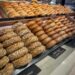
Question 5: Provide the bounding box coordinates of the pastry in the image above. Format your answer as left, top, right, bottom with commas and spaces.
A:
8, 47, 28, 61
0, 32, 17, 42
0, 63, 14, 75
22, 33, 34, 41
52, 34, 60, 39
12, 53, 32, 68
32, 26, 42, 33
0, 56, 9, 69
13, 22, 23, 29
42, 37, 52, 45
28, 24, 38, 30
59, 31, 66, 35
28, 42, 42, 50
6, 42, 24, 54
62, 34, 69, 39
27, 21, 36, 27
39, 34, 48, 41
18, 29, 31, 37
3, 36, 21, 47
30, 46, 46, 57
35, 30, 45, 37
46, 40, 57, 48
47, 31, 56, 36
0, 48, 6, 58
55, 36, 63, 42
24, 36, 38, 46
14, 25, 28, 33
0, 28, 13, 36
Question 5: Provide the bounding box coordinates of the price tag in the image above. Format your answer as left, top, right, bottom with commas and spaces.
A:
18, 64, 41, 75
49, 47, 66, 59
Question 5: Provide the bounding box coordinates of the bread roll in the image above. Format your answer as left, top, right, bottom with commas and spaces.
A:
39, 34, 48, 41
14, 24, 27, 33
55, 37, 63, 42
27, 21, 35, 27
32, 26, 42, 33
12, 53, 32, 68
0, 28, 13, 36
24, 36, 38, 46
30, 46, 46, 57
46, 40, 56, 48
28, 24, 38, 29
28, 42, 42, 50
52, 34, 60, 39
22, 33, 34, 41
18, 29, 31, 37
13, 22, 23, 29
42, 37, 52, 45
3, 36, 21, 47
6, 42, 24, 54
8, 47, 28, 61
0, 32, 17, 42
0, 63, 14, 75
62, 34, 69, 39
47, 31, 56, 36
0, 56, 9, 69
0, 48, 6, 58
35, 30, 45, 37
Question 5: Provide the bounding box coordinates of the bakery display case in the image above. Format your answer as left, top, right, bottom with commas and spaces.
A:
0, 0, 75, 75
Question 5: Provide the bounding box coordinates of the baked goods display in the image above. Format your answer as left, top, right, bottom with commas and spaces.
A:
26, 16, 75, 46
0, 28, 32, 69
0, 43, 14, 75
0, 2, 73, 18
26, 20, 57, 48
13, 22, 46, 57
0, 15, 75, 75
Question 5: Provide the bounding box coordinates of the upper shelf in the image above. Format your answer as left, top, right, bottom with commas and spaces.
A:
0, 1, 75, 25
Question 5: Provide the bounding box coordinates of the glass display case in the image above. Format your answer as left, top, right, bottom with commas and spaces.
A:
0, 0, 75, 75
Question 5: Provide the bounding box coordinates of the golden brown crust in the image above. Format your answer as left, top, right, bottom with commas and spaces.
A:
55, 37, 63, 42
24, 36, 38, 46
3, 36, 21, 47
14, 24, 27, 33
61, 34, 69, 39
22, 33, 34, 41
18, 29, 31, 37
12, 53, 32, 68
39, 34, 48, 41
6, 42, 24, 54
0, 48, 6, 58
28, 24, 38, 30
42, 37, 52, 45
0, 63, 14, 75
30, 46, 46, 57
0, 32, 17, 42
28, 42, 42, 50
47, 31, 56, 36
32, 26, 43, 33
0, 56, 9, 69
46, 40, 56, 48
27, 21, 36, 27
35, 30, 45, 37
8, 47, 28, 61
0, 28, 13, 36
52, 34, 60, 39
